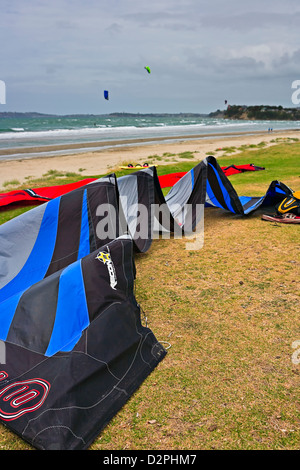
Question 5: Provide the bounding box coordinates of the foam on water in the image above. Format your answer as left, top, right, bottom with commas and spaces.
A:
0, 114, 299, 156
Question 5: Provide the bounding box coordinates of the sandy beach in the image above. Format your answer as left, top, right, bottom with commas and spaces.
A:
0, 129, 299, 190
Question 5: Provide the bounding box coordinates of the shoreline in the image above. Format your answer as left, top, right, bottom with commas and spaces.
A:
0, 128, 299, 190
1, 128, 299, 159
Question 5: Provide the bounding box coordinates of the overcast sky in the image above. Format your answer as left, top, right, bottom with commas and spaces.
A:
1, 0, 300, 114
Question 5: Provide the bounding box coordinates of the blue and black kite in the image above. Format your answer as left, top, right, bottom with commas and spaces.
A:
0, 156, 294, 449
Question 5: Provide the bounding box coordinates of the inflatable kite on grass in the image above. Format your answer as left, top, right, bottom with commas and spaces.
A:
0, 156, 296, 449
0, 179, 96, 209
262, 190, 300, 224
0, 163, 264, 209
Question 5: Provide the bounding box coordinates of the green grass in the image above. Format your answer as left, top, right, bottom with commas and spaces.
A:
2, 179, 20, 187
216, 142, 300, 196
0, 141, 299, 450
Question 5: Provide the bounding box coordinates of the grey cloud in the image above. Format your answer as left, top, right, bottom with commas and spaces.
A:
105, 23, 123, 34
199, 11, 300, 32
2, 0, 300, 113
55, 20, 79, 30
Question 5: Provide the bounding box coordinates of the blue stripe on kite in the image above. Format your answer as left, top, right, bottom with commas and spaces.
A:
0, 197, 61, 304
242, 197, 264, 215
274, 187, 287, 195
239, 196, 252, 206
0, 289, 25, 341
77, 189, 90, 260
191, 168, 194, 189
45, 260, 89, 356
208, 163, 235, 213
206, 179, 224, 209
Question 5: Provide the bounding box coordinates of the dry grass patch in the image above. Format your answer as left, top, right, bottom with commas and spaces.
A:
91, 207, 299, 450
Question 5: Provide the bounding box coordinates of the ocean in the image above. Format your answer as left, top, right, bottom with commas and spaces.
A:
0, 113, 299, 161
